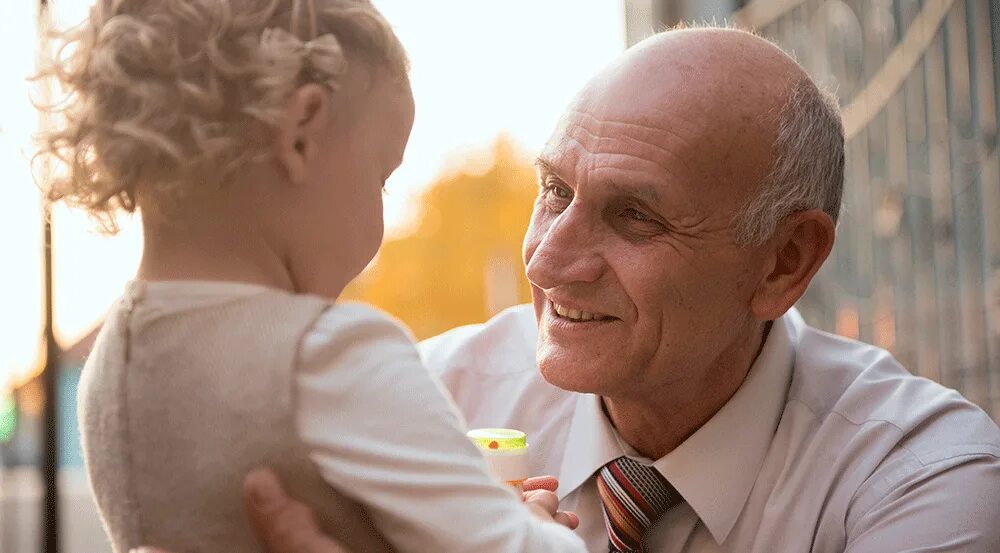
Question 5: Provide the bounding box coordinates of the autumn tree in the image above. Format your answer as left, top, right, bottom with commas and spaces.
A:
343, 136, 539, 340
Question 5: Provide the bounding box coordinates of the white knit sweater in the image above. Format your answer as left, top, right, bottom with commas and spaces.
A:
78, 280, 585, 553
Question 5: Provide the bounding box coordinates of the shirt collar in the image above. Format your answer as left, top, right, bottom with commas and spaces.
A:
557, 391, 625, 499
557, 310, 798, 544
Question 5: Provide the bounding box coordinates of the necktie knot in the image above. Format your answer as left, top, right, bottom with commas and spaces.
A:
596, 456, 683, 553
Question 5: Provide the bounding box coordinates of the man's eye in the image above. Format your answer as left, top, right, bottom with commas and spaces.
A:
550, 186, 571, 199
622, 207, 653, 222
542, 184, 572, 212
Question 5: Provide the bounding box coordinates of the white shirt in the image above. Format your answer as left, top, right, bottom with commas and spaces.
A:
420, 304, 1000, 553
131, 282, 586, 553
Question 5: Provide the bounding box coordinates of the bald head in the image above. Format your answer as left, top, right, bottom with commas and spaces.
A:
609, 27, 808, 118
556, 27, 843, 245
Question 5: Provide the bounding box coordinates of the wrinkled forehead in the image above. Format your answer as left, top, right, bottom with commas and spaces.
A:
540, 61, 776, 208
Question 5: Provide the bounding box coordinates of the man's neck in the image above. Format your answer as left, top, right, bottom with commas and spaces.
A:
602, 322, 771, 460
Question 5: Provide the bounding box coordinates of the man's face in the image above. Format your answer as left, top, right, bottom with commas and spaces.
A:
522, 54, 774, 400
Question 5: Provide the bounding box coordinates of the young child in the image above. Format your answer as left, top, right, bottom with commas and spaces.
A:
37, 1, 586, 551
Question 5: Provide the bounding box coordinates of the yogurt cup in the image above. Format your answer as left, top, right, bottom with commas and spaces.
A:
467, 428, 530, 493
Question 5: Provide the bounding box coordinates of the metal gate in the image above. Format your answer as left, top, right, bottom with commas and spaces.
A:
735, 0, 1000, 422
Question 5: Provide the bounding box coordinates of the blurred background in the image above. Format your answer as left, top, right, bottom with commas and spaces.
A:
1, 0, 998, 551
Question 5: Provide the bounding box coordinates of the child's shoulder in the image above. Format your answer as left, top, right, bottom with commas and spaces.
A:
315, 301, 415, 340
301, 301, 420, 367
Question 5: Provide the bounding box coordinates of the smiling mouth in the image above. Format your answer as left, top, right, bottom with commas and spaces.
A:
550, 301, 617, 322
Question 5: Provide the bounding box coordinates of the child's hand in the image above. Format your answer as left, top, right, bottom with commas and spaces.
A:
522, 476, 581, 530
523, 475, 560, 492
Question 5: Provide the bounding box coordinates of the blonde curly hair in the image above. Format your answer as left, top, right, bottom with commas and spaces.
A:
35, 0, 408, 232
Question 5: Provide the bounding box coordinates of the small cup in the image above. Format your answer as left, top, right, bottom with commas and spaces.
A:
467, 428, 530, 493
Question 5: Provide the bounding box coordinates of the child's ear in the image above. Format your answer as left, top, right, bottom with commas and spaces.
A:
273, 84, 332, 186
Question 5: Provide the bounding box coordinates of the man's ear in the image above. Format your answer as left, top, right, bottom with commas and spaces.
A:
750, 209, 836, 321
273, 84, 333, 186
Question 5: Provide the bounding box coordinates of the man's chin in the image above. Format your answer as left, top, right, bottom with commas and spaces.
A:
537, 360, 611, 395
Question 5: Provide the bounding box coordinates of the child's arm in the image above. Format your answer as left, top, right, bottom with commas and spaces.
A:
295, 304, 586, 553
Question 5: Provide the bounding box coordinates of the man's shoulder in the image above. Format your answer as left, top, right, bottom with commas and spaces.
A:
786, 314, 1000, 459
418, 304, 539, 378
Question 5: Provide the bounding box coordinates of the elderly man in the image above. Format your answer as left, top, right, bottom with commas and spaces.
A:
419, 28, 1000, 551
159, 26, 1000, 553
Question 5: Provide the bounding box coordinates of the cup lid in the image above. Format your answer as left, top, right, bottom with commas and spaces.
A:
467, 428, 527, 451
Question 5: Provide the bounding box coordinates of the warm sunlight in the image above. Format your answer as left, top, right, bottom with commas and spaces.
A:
0, 1, 626, 391
1, 0, 45, 392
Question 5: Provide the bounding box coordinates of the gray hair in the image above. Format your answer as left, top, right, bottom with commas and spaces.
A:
733, 78, 845, 246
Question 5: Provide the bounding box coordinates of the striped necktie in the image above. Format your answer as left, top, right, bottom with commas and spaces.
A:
596, 456, 683, 553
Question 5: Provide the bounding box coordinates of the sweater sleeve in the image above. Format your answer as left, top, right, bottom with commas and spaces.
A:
293, 303, 586, 553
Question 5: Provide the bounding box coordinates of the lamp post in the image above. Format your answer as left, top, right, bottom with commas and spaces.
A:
41, 211, 59, 553
37, 0, 61, 551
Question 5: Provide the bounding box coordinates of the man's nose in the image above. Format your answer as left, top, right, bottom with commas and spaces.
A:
525, 207, 605, 290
